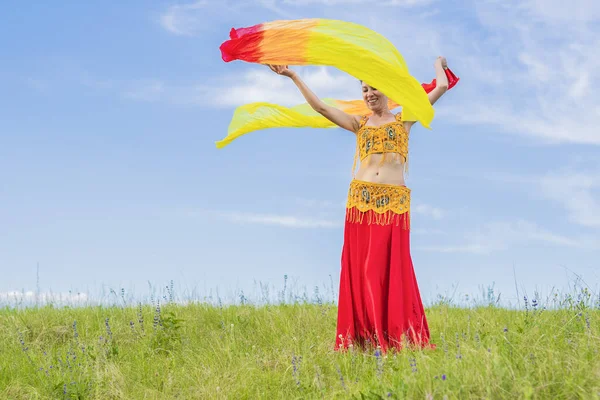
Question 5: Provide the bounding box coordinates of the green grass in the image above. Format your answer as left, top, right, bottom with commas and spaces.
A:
1, 290, 599, 399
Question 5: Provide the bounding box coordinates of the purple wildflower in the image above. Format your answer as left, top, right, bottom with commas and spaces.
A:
375, 349, 383, 377
153, 301, 163, 329
105, 318, 113, 340
442, 374, 447, 381
585, 313, 591, 330
336, 365, 346, 390
291, 354, 301, 387
409, 357, 417, 373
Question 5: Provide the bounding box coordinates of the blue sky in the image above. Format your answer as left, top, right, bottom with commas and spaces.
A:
1, 1, 599, 307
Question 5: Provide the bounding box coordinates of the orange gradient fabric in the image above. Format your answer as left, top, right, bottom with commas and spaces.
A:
217, 19, 460, 148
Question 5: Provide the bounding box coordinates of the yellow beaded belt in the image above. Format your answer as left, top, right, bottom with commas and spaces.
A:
345, 180, 411, 227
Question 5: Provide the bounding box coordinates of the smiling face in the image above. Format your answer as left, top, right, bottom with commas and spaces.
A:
361, 81, 388, 112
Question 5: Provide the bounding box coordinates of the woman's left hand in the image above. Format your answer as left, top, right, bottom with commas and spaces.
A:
435, 56, 448, 70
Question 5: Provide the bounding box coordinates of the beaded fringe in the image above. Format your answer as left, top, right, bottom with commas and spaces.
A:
345, 207, 410, 230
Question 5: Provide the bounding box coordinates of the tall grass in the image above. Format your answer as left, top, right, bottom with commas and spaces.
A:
1, 280, 599, 399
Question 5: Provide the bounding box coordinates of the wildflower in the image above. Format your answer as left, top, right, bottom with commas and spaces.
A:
375, 348, 383, 377
336, 365, 346, 390
105, 318, 113, 340
73, 321, 79, 343
409, 357, 417, 373
585, 313, 591, 330
503, 326, 508, 332
291, 354, 301, 387
442, 374, 447, 381
153, 301, 162, 329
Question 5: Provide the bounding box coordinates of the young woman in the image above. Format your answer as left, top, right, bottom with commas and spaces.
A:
267, 57, 450, 352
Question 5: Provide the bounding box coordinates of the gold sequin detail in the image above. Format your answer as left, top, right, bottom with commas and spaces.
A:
346, 180, 411, 228
357, 113, 409, 162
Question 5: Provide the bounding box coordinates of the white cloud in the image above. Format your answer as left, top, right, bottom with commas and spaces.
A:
283, 0, 434, 5
214, 67, 359, 107
159, 0, 246, 36
159, 0, 437, 38
122, 80, 165, 102
539, 170, 600, 228
188, 198, 444, 229
293, 197, 342, 209
25, 78, 50, 92
0, 291, 89, 305
159, 1, 209, 36
120, 66, 359, 107
215, 211, 341, 228
413, 204, 444, 219
439, 0, 600, 145
154, 0, 600, 148
416, 219, 596, 254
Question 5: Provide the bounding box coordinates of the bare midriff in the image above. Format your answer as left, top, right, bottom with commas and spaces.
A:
353, 152, 406, 186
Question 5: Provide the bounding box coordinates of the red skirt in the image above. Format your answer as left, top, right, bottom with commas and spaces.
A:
335, 180, 434, 352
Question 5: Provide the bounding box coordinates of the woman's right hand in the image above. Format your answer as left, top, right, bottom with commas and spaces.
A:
267, 64, 296, 78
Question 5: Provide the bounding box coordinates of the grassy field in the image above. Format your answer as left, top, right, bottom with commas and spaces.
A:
1, 286, 599, 399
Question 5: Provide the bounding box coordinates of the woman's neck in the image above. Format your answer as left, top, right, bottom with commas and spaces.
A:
370, 108, 393, 118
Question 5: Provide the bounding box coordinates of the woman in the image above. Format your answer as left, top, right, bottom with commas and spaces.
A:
267, 57, 450, 352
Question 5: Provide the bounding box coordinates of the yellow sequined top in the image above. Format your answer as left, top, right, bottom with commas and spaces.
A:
353, 112, 409, 175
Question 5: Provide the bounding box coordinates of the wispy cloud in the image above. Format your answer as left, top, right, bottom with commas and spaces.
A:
159, 0, 247, 36
439, 0, 600, 145
159, 0, 437, 38
539, 170, 600, 228
158, 0, 298, 37
215, 210, 341, 228
122, 80, 165, 102
160, 1, 205, 36
413, 204, 444, 220
293, 197, 344, 209
120, 66, 358, 107
188, 196, 444, 228
282, 0, 434, 5
25, 78, 50, 93
214, 66, 358, 106
158, 0, 600, 148
0, 291, 89, 305
417, 219, 597, 254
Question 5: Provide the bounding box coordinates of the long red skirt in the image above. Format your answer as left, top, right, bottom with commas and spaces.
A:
335, 207, 434, 353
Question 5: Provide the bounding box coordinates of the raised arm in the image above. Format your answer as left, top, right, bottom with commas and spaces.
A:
268, 65, 362, 133
427, 56, 449, 106
403, 56, 451, 131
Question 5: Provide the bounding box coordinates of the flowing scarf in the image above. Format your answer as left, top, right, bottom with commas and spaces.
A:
217, 18, 459, 148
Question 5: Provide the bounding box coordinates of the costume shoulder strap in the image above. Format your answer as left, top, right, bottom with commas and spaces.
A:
358, 115, 369, 128
395, 112, 403, 121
